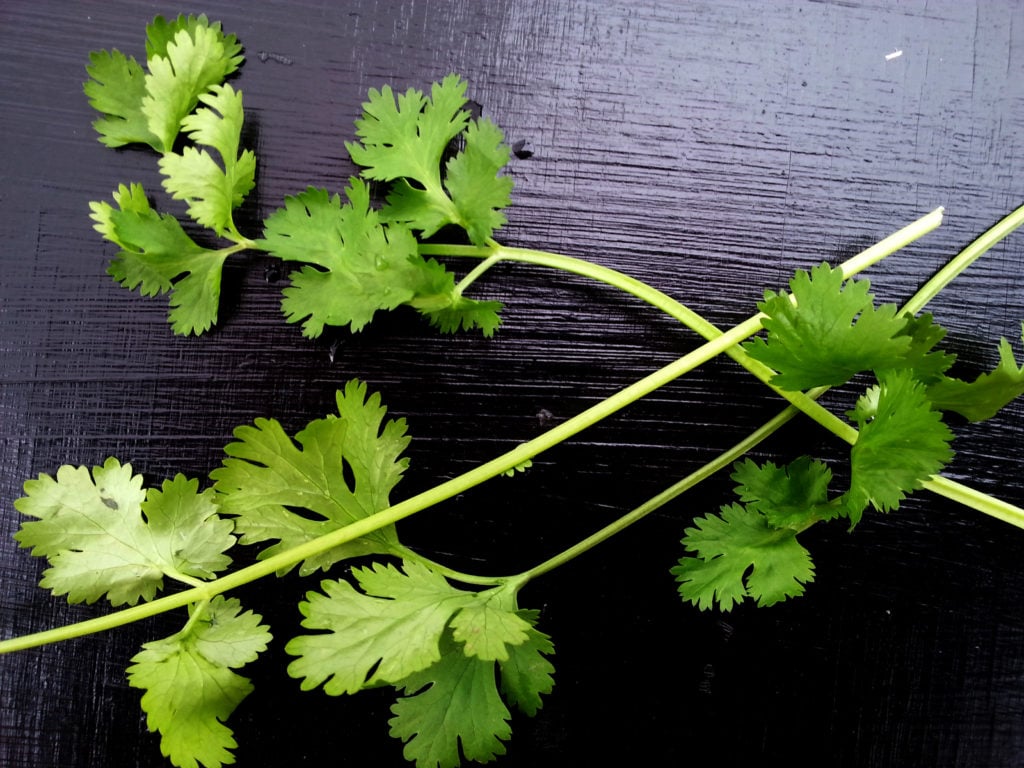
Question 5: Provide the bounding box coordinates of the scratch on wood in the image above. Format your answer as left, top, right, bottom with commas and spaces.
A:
257, 51, 294, 65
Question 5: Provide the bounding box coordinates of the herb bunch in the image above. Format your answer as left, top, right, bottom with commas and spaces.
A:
4, 14, 1024, 768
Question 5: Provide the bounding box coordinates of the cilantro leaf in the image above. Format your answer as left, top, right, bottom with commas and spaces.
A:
730, 456, 841, 529
389, 632, 513, 768
84, 15, 242, 153
743, 263, 913, 390
845, 368, 954, 520
383, 117, 513, 246
127, 596, 271, 768
286, 558, 552, 767
159, 83, 256, 236
83, 49, 158, 148
346, 74, 471, 188
348, 75, 512, 245
287, 559, 535, 697
672, 503, 815, 611
145, 14, 241, 63
211, 380, 410, 575
142, 17, 244, 153
90, 183, 230, 335
926, 327, 1024, 421
262, 182, 502, 337
286, 561, 476, 694
896, 313, 956, 384
497, 613, 556, 717
406, 256, 504, 336
442, 118, 514, 245
449, 594, 533, 661
262, 183, 427, 336
14, 459, 234, 606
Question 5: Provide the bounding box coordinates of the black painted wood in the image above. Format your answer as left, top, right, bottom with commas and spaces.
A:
2, 1, 1023, 766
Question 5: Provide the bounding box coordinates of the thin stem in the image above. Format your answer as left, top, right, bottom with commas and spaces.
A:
518, 398, 806, 583
393, 545, 507, 586
901, 205, 1024, 317
453, 253, 503, 297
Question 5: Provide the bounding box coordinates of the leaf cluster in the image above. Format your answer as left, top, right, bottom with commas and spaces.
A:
14, 380, 555, 768
86, 18, 512, 340
288, 561, 554, 767
675, 263, 1024, 611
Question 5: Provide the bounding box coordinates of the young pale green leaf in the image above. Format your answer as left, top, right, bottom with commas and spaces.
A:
673, 503, 815, 611
128, 596, 271, 768
286, 561, 477, 694
83, 49, 159, 148
14, 459, 234, 606
159, 84, 255, 236
142, 19, 244, 153
211, 380, 410, 575
926, 327, 1024, 421
90, 183, 229, 335
845, 368, 954, 520
743, 263, 912, 391
346, 73, 471, 186
730, 456, 840, 530
390, 632, 513, 768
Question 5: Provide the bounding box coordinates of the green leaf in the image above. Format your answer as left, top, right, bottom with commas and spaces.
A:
673, 503, 815, 611
84, 15, 242, 153
90, 183, 229, 335
83, 49, 159, 148
287, 559, 537, 698
390, 632, 513, 768
743, 263, 913, 390
211, 380, 410, 575
127, 596, 271, 768
142, 18, 244, 153
730, 456, 840, 529
443, 119, 513, 245
14, 459, 234, 606
262, 182, 487, 337
145, 14, 241, 63
409, 258, 504, 336
286, 561, 476, 694
383, 117, 513, 246
449, 594, 533, 661
498, 612, 556, 717
895, 313, 955, 384
159, 84, 256, 235
846, 369, 954, 520
346, 74, 471, 187
926, 327, 1024, 421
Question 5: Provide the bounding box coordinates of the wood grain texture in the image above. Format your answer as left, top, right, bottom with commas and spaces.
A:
1, 1, 1023, 765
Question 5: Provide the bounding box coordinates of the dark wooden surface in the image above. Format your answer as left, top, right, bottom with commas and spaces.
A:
2, 1, 1024, 766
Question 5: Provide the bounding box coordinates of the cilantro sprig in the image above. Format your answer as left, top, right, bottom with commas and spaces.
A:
4, 14, 1024, 768
85, 18, 507, 338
